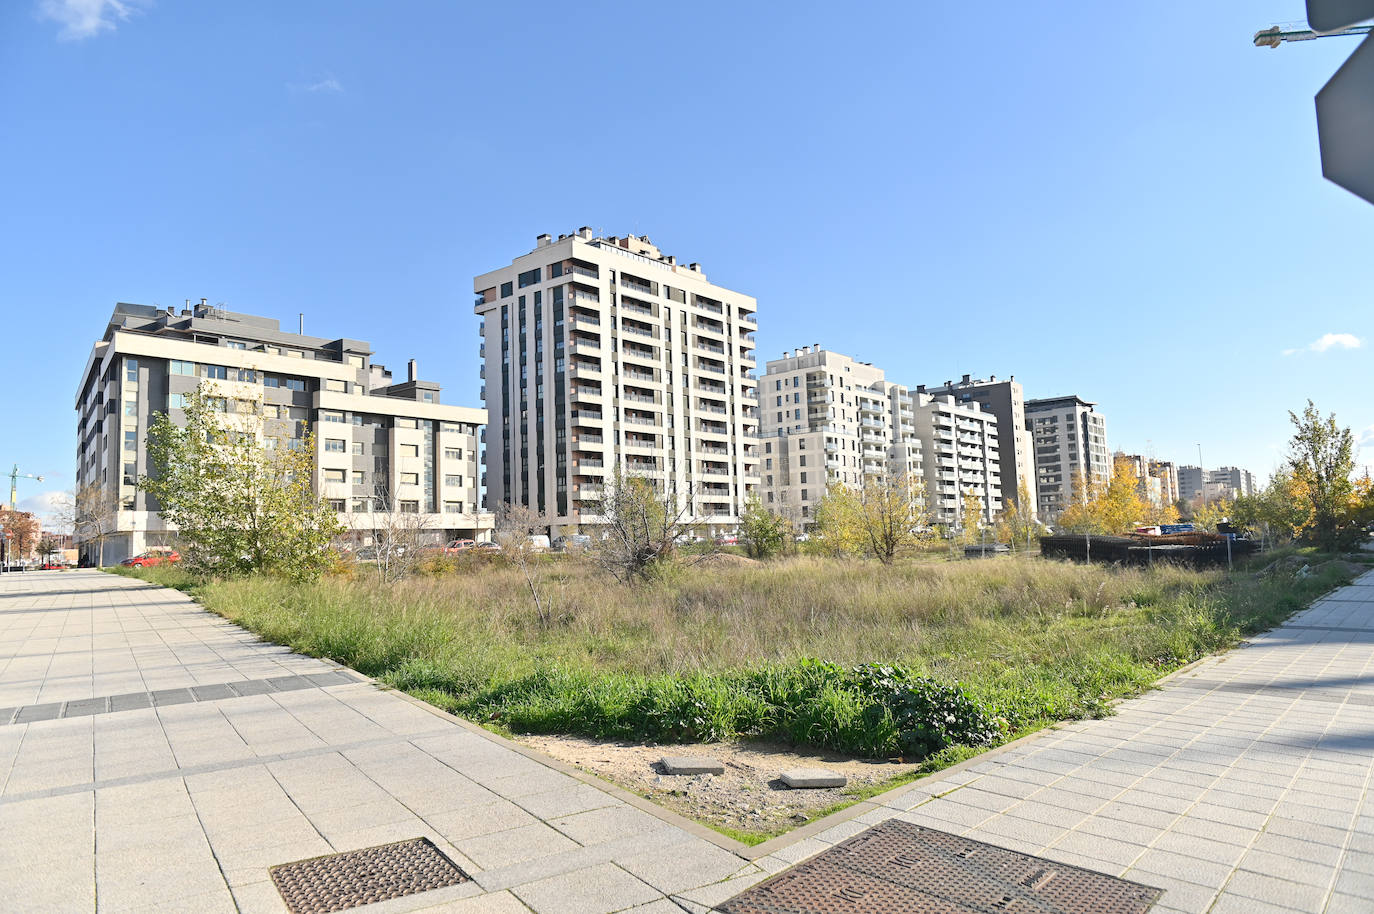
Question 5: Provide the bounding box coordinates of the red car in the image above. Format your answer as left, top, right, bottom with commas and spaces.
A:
440, 539, 476, 555
121, 548, 180, 568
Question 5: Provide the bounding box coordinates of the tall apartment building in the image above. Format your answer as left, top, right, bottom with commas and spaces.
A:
474, 229, 760, 536
923, 374, 1036, 512
1149, 459, 1180, 505
759, 348, 921, 527
1213, 466, 1258, 499
75, 302, 489, 564
759, 348, 1001, 529
1025, 396, 1110, 519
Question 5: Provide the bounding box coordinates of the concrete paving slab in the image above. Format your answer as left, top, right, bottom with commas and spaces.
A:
659, 755, 723, 775
779, 767, 846, 788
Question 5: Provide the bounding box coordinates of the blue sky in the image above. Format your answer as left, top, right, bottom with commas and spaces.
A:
2, 1, 1371, 522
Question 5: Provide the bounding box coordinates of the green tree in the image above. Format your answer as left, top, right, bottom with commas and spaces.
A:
738, 494, 787, 559
1286, 400, 1359, 550
141, 385, 341, 580
591, 468, 698, 583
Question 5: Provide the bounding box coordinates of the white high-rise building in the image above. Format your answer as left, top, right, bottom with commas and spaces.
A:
923, 374, 1036, 514
474, 229, 760, 535
760, 348, 1001, 529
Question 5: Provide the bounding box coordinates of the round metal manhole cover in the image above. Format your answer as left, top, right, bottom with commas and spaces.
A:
269, 837, 469, 914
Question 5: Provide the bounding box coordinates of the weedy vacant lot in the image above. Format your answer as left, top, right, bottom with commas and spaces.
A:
116, 549, 1358, 758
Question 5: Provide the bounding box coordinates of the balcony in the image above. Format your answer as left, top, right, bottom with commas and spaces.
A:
621, 414, 659, 427
568, 340, 600, 356
572, 434, 603, 446
620, 278, 655, 297
693, 319, 725, 336
572, 458, 605, 470
694, 296, 724, 315
571, 410, 603, 424
695, 339, 725, 355
738, 310, 757, 326
570, 315, 601, 332
697, 362, 726, 375
621, 321, 657, 339
623, 392, 658, 405
624, 368, 657, 383
567, 262, 599, 280
570, 289, 601, 306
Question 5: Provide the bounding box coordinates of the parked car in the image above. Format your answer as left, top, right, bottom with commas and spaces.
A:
474, 541, 502, 553
715, 534, 739, 546
439, 539, 476, 555
121, 547, 180, 568
39, 562, 65, 570
552, 534, 592, 552
527, 534, 551, 552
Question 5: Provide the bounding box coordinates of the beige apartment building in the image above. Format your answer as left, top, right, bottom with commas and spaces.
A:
75, 302, 489, 564
760, 348, 1001, 529
474, 229, 760, 536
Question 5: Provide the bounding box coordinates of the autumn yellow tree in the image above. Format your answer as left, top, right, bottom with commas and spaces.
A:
995, 480, 1039, 550
814, 475, 930, 563
1057, 457, 1165, 534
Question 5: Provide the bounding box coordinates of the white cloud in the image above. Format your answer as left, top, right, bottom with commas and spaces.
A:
1361, 425, 1374, 449
17, 490, 70, 528
37, 0, 141, 41
305, 78, 343, 94
1282, 332, 1363, 356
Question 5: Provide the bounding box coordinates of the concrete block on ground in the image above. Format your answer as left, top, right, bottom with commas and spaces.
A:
780, 768, 847, 789
659, 756, 724, 776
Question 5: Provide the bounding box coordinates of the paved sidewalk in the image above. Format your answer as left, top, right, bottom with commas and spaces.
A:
746, 568, 1374, 913
5, 568, 1374, 913
0, 570, 766, 912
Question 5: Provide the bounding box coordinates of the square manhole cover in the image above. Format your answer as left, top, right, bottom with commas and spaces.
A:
718, 819, 1161, 913
270, 837, 469, 914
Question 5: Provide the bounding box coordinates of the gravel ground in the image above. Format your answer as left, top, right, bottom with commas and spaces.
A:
515, 733, 923, 838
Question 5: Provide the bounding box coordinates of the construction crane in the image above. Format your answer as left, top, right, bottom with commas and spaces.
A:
1254, 21, 1374, 47
8, 464, 45, 512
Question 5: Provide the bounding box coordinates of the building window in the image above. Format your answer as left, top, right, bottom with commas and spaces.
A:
518, 267, 541, 288
443, 501, 462, 514
400, 444, 419, 457
323, 469, 346, 483
285, 377, 305, 391
352, 498, 370, 513
399, 472, 419, 486
203, 365, 228, 380
122, 463, 136, 486
352, 470, 365, 485
395, 418, 418, 429
421, 392, 435, 403
441, 422, 461, 433
444, 447, 461, 460
125, 359, 139, 382
235, 368, 257, 382
321, 411, 344, 423
500, 281, 513, 298
325, 438, 345, 453
327, 499, 345, 512
399, 500, 420, 513
351, 442, 364, 455
170, 360, 195, 376
444, 474, 461, 487
325, 379, 347, 393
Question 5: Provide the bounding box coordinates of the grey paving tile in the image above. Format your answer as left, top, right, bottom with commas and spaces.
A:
511, 862, 662, 914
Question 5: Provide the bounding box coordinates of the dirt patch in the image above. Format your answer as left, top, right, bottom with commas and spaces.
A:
690, 552, 761, 568
515, 733, 922, 839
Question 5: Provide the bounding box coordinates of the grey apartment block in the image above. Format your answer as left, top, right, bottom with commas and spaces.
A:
473, 229, 761, 536
923, 374, 1036, 514
1025, 395, 1110, 520
74, 301, 490, 564
1176, 464, 1256, 504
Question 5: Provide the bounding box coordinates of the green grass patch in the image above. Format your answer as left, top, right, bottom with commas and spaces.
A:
108, 548, 1359, 764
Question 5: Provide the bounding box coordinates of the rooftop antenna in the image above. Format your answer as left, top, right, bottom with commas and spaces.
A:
299, 313, 304, 335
